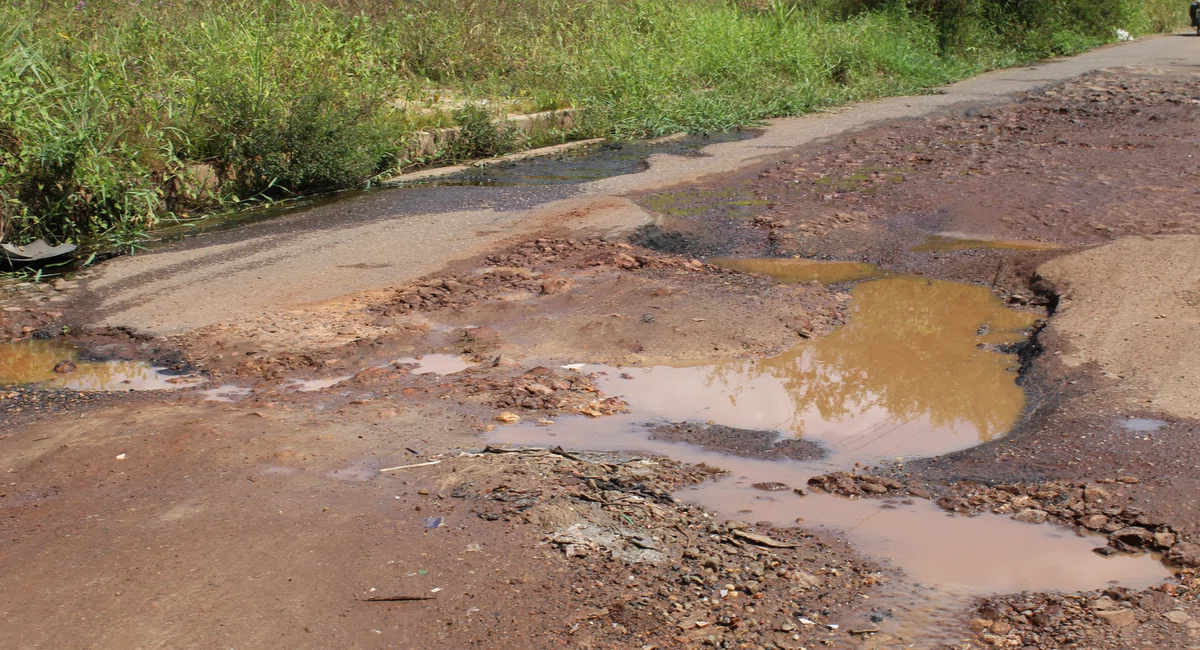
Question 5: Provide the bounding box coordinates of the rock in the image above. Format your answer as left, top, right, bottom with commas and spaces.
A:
1166, 542, 1200, 567
52, 360, 76, 374
1109, 526, 1154, 547
1095, 609, 1136, 627
540, 277, 572, 295
1091, 596, 1119, 611
968, 618, 994, 632
1154, 532, 1177, 548
860, 482, 889, 495
990, 620, 1013, 635
791, 571, 822, 588
1078, 514, 1108, 530
1163, 610, 1192, 624
1012, 509, 1049, 524
1083, 485, 1111, 504
751, 482, 789, 491
495, 411, 522, 424
1117, 476, 1140, 484
52, 279, 68, 291
907, 486, 931, 499
937, 495, 970, 512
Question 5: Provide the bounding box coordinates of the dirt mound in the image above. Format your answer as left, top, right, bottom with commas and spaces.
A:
1038, 235, 1200, 420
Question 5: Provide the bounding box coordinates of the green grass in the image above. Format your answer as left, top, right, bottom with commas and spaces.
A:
0, 0, 1182, 250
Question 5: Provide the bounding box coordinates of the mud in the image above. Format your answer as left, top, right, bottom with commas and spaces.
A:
0, 339, 200, 391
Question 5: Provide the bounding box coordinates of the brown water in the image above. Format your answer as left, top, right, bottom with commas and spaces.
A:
912, 233, 1063, 252
394, 354, 474, 375
565, 276, 1038, 464
485, 276, 1170, 597
0, 340, 201, 391
707, 257, 882, 284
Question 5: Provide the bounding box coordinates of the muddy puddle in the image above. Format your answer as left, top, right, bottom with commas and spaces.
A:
707, 257, 883, 284
485, 275, 1169, 600
395, 354, 474, 375
414, 133, 756, 187
912, 233, 1062, 252
147, 132, 758, 245
0, 340, 199, 391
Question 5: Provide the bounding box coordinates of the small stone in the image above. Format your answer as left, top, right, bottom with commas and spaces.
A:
495, 411, 522, 424
778, 622, 797, 632
1083, 485, 1111, 504
1154, 532, 1177, 548
1164, 610, 1192, 624
1095, 609, 1136, 627
1012, 509, 1049, 524
1167, 542, 1200, 567
1078, 514, 1108, 530
1117, 476, 1140, 484
1109, 526, 1154, 547
968, 618, 994, 632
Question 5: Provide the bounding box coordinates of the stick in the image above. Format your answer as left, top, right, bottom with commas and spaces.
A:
380, 459, 442, 472
362, 595, 436, 602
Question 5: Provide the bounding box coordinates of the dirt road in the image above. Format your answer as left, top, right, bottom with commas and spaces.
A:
2, 35, 1200, 650
74, 35, 1198, 337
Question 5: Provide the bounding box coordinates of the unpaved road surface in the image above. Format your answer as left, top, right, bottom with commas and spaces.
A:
75, 35, 1197, 336
2, 36, 1200, 650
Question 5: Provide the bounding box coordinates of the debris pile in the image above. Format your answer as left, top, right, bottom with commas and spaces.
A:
455, 448, 890, 648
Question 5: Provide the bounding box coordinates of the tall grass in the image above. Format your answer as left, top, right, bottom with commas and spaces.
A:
0, 0, 1182, 248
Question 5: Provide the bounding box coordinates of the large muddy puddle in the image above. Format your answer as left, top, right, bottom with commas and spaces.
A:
486, 276, 1169, 596
0, 340, 199, 391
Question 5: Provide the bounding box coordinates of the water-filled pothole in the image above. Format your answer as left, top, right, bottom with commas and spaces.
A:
0, 340, 199, 391
911, 233, 1062, 252
707, 257, 883, 285
485, 276, 1169, 596
418, 133, 757, 187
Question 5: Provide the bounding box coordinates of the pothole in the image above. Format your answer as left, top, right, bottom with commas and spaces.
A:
484, 275, 1169, 601
911, 233, 1063, 252
0, 340, 200, 392
394, 353, 475, 375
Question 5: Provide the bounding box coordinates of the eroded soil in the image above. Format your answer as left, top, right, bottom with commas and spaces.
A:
2, 67, 1200, 650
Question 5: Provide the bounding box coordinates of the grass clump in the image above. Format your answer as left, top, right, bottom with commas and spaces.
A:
0, 0, 1183, 250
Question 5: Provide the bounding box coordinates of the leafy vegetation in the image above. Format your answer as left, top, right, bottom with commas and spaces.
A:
0, 0, 1181, 248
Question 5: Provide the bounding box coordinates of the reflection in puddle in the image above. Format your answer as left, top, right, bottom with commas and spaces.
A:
0, 340, 200, 391
394, 354, 474, 375
200, 385, 254, 402
575, 276, 1038, 464
708, 257, 882, 285
912, 234, 1062, 252
485, 276, 1169, 596
1120, 417, 1166, 432
283, 376, 352, 392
